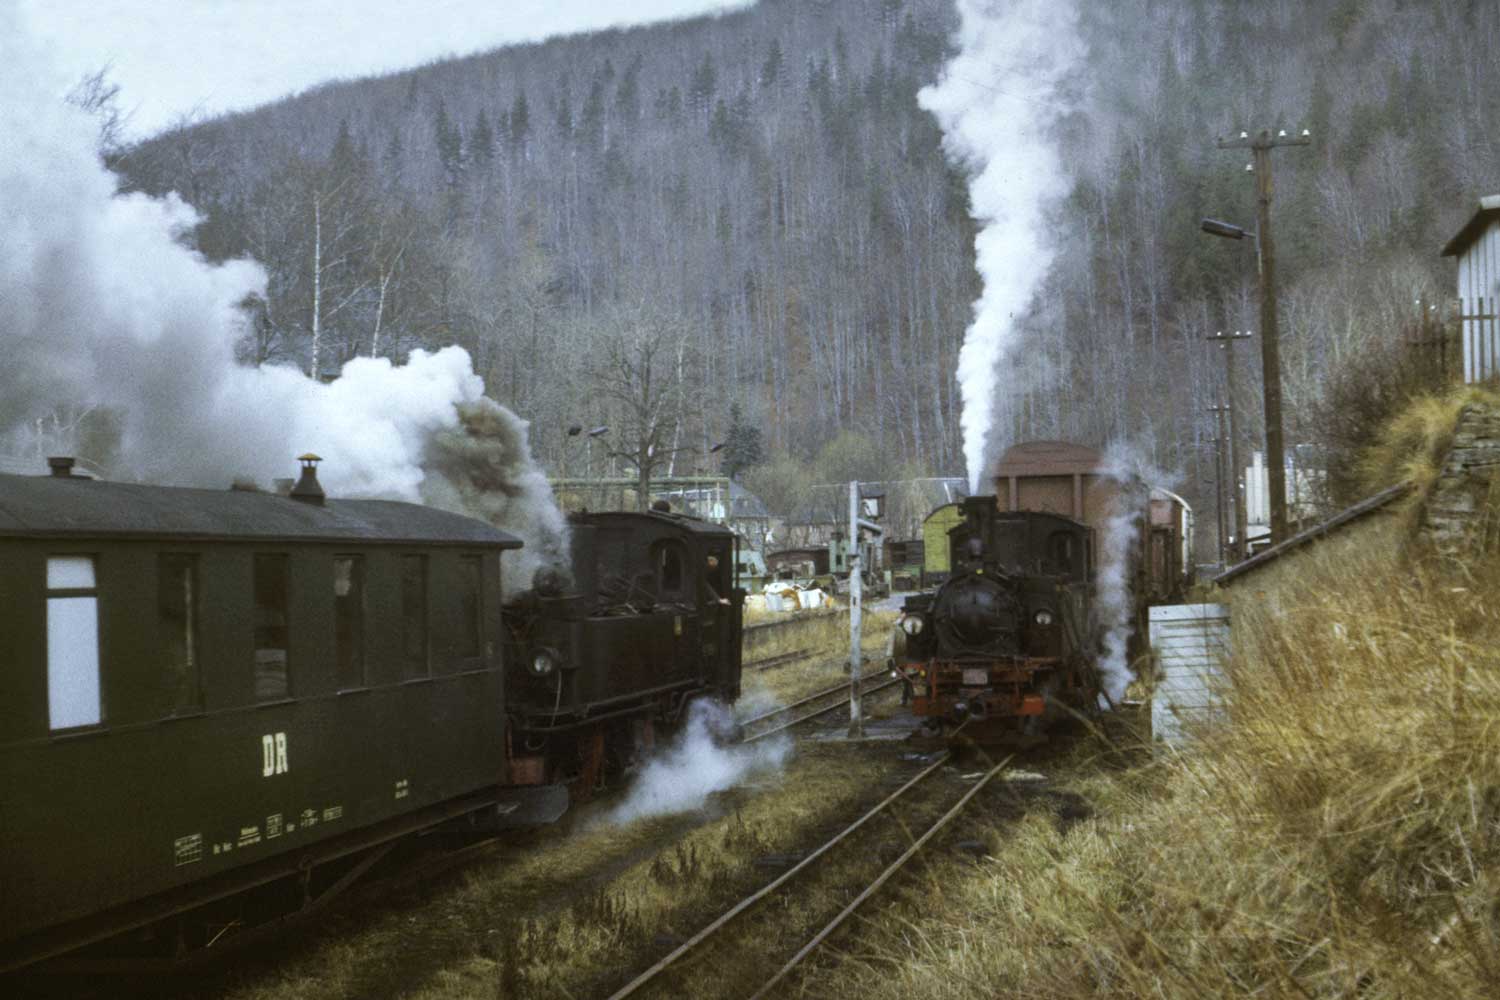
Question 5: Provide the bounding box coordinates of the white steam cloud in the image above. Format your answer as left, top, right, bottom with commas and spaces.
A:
1, 11, 566, 593
603, 700, 791, 826
919, 0, 1084, 491
1096, 442, 1181, 703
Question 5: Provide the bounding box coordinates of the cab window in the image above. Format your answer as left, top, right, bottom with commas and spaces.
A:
654, 541, 687, 600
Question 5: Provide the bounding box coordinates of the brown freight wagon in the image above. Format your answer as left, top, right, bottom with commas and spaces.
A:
992, 441, 1191, 604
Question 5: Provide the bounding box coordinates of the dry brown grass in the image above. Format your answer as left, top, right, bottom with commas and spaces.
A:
741, 609, 897, 709
212, 739, 897, 1000
1357, 384, 1500, 502
794, 399, 1500, 1000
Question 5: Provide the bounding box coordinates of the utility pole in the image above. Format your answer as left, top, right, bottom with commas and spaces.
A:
1207, 330, 1253, 561
1215, 127, 1310, 544
1207, 404, 1229, 564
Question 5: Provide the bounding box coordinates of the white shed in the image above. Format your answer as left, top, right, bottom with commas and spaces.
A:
1441, 195, 1500, 383
1148, 603, 1230, 744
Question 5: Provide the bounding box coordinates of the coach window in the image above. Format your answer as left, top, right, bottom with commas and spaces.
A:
401, 555, 429, 678
456, 555, 484, 662
159, 554, 202, 715
334, 555, 365, 689
47, 555, 101, 730
253, 554, 290, 701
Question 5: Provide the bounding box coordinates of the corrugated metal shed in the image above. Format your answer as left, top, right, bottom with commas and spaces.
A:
1149, 603, 1230, 744
1441, 195, 1500, 383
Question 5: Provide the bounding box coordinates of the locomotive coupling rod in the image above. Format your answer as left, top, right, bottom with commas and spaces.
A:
604, 750, 954, 1000
746, 756, 1011, 1000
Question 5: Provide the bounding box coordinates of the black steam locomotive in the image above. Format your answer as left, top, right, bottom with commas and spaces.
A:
897, 495, 1100, 742
502, 508, 743, 797
0, 457, 742, 973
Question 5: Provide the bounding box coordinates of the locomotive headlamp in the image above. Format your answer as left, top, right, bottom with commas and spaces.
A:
900, 615, 924, 636
530, 648, 559, 677
1033, 609, 1055, 626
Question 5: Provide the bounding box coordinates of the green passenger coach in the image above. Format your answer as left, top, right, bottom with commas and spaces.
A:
0, 457, 541, 972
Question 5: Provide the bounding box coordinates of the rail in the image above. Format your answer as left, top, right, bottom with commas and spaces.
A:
737, 674, 903, 744
603, 751, 956, 1000
742, 648, 811, 671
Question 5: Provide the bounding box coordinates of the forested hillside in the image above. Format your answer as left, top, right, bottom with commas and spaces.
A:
115, 0, 1500, 520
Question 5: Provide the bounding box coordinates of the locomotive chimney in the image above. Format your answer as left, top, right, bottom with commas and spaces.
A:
47, 456, 76, 478
289, 453, 326, 505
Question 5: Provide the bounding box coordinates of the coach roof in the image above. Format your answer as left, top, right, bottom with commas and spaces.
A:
0, 472, 522, 548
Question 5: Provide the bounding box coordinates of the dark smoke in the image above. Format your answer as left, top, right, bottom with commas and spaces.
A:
420, 398, 571, 596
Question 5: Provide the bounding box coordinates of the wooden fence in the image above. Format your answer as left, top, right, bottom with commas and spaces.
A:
1412, 296, 1500, 385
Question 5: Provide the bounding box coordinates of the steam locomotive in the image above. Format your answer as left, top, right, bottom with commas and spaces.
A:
896, 441, 1193, 743
0, 457, 742, 973
897, 496, 1100, 740
502, 507, 743, 797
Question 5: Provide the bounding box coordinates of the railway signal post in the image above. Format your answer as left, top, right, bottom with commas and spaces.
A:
847, 482, 883, 738
1207, 126, 1310, 545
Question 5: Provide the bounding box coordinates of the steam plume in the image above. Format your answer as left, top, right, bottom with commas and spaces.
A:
0, 11, 567, 593
919, 0, 1084, 490
1096, 441, 1181, 702
603, 700, 790, 826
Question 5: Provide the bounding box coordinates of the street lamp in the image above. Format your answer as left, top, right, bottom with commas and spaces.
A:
1200, 218, 1255, 242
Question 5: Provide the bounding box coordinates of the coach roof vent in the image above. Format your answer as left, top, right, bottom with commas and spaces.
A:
46, 456, 90, 479
289, 453, 326, 506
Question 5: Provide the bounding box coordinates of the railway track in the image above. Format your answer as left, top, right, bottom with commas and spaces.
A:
603, 754, 1009, 1000
743, 647, 811, 671
737, 673, 904, 743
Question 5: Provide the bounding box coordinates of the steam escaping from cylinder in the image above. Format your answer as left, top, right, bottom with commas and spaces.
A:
1096, 441, 1181, 704
0, 10, 568, 594
602, 700, 791, 827
919, 0, 1084, 491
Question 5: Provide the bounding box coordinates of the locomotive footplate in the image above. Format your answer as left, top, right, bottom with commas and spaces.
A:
907, 657, 1061, 722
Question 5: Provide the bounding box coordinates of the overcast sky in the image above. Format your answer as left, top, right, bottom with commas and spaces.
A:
19, 0, 751, 139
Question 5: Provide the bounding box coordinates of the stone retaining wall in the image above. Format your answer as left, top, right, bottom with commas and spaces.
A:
1422, 402, 1500, 556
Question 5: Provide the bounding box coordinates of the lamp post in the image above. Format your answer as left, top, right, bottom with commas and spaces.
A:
585, 425, 608, 484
